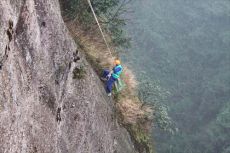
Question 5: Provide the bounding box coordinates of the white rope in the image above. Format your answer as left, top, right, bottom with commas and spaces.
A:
87, 0, 113, 58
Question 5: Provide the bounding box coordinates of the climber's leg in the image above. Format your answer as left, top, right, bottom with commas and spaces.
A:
101, 70, 110, 81
107, 76, 117, 94
102, 70, 110, 78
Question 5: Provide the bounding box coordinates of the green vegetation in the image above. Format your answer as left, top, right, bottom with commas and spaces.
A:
59, 0, 132, 48
121, 0, 230, 152
126, 124, 152, 153
72, 66, 86, 79
138, 74, 172, 133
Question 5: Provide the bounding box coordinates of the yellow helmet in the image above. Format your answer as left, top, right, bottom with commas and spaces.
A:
115, 60, 120, 65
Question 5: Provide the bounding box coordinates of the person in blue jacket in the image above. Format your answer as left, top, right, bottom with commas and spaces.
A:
101, 60, 122, 96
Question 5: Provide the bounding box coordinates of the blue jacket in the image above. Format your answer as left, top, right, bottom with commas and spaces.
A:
112, 65, 122, 79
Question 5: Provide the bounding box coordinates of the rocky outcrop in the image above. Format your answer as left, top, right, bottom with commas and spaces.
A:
0, 0, 134, 152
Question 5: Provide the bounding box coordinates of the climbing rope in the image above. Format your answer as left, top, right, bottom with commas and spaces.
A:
87, 0, 113, 59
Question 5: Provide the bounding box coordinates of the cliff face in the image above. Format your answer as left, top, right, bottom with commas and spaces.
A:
0, 0, 134, 152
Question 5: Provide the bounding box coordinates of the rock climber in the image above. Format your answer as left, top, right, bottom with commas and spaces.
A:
101, 60, 122, 96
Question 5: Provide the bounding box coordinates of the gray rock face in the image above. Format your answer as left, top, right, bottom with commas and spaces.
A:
0, 0, 134, 152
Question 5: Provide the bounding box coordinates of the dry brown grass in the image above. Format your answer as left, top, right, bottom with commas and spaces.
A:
65, 19, 147, 126
64, 15, 152, 152
120, 66, 137, 95
117, 67, 144, 124
117, 99, 144, 124
66, 17, 148, 129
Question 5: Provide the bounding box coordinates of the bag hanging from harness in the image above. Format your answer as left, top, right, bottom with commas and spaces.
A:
114, 78, 126, 94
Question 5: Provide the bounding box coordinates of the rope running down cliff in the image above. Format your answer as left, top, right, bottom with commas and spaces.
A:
87, 0, 113, 59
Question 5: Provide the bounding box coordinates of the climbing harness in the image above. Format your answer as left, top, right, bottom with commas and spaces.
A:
87, 0, 113, 59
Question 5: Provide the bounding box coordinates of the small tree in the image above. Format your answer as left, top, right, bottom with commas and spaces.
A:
59, 0, 134, 48
138, 73, 173, 133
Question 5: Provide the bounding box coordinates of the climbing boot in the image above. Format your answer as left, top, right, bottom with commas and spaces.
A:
108, 93, 112, 96
101, 77, 107, 81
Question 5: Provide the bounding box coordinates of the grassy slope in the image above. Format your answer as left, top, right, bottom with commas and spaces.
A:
64, 19, 153, 153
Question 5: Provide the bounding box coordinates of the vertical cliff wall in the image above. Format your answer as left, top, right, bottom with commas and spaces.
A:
0, 0, 135, 152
